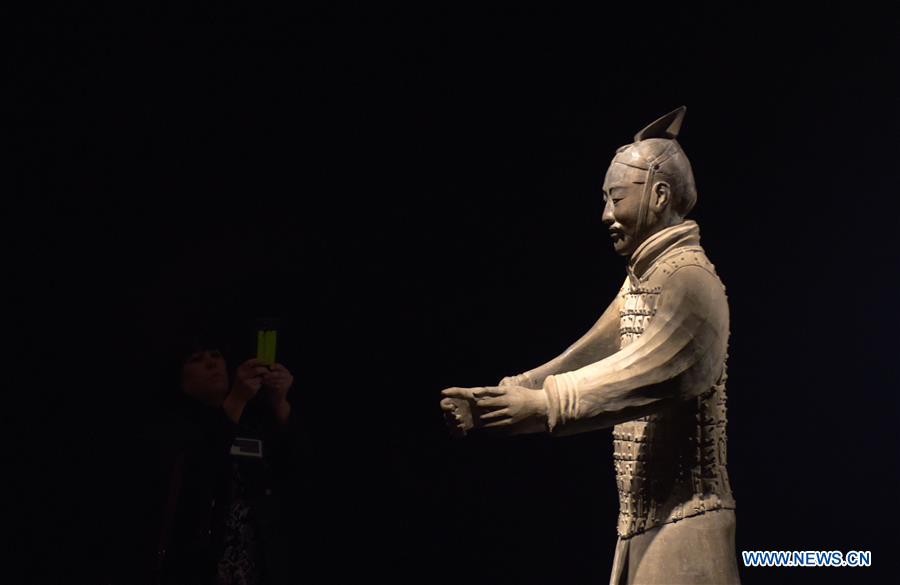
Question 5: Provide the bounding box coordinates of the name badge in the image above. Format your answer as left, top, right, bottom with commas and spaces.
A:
230, 437, 263, 459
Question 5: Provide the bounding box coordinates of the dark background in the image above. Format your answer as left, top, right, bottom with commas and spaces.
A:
10, 6, 899, 584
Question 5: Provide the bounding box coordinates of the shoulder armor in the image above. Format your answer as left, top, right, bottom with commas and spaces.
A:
644, 246, 719, 282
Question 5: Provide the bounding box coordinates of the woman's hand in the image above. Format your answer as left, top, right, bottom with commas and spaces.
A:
230, 358, 269, 403
222, 358, 268, 423
263, 363, 294, 425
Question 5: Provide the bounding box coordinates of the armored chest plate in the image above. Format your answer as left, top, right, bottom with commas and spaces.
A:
612, 250, 735, 538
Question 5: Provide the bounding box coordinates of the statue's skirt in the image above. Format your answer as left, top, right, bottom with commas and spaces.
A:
609, 509, 741, 585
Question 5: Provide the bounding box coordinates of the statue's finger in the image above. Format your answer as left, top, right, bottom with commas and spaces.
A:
483, 418, 513, 428
441, 387, 474, 399
475, 396, 505, 408
479, 408, 510, 420
472, 386, 503, 398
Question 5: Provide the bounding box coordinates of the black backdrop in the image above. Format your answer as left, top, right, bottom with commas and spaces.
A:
10, 6, 900, 584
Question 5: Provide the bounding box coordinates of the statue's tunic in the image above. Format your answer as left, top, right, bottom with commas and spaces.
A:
542, 221, 740, 584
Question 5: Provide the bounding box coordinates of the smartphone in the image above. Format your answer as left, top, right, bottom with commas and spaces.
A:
254, 319, 278, 366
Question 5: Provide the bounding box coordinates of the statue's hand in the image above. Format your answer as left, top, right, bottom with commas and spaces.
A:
498, 373, 536, 389
440, 387, 477, 438
472, 385, 549, 435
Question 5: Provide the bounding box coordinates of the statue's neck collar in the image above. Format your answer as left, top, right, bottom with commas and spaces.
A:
627, 220, 701, 281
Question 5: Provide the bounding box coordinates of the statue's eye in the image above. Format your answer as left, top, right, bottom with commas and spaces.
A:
607, 188, 625, 203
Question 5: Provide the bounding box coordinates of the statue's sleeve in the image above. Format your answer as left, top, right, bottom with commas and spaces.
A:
515, 285, 623, 388
542, 265, 728, 435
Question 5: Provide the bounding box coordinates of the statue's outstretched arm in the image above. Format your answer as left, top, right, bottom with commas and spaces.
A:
504, 290, 622, 389
441, 286, 621, 437
544, 265, 728, 436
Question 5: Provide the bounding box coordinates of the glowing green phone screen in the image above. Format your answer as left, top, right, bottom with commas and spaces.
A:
256, 329, 277, 366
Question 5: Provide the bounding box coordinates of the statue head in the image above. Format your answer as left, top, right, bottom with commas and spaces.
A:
602, 106, 697, 257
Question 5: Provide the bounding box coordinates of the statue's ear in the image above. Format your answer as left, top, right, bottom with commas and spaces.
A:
634, 106, 687, 141
652, 181, 671, 211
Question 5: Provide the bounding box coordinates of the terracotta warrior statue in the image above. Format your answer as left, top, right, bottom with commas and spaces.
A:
441, 106, 740, 584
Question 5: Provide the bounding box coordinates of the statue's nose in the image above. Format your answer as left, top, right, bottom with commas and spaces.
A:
602, 199, 615, 225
